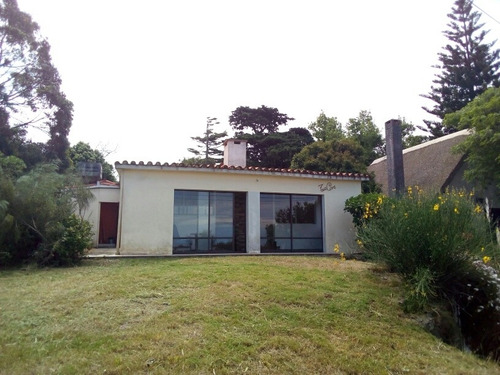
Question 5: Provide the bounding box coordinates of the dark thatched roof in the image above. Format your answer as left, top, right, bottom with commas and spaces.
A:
368, 130, 470, 195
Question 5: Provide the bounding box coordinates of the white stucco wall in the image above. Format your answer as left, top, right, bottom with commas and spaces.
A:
85, 186, 120, 247
115, 166, 363, 256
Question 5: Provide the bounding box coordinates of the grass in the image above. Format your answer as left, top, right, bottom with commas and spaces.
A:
1, 256, 499, 374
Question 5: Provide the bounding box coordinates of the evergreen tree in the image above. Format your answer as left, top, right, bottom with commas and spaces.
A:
187, 117, 227, 163
243, 127, 314, 168
421, 0, 500, 138
229, 105, 294, 135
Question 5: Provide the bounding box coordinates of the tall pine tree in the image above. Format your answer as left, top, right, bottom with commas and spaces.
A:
187, 117, 227, 163
421, 0, 500, 138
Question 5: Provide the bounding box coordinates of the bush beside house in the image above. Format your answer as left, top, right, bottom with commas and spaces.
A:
345, 188, 500, 360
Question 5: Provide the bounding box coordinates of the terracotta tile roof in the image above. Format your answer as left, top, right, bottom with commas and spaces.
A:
369, 129, 470, 194
114, 161, 369, 181
88, 179, 120, 187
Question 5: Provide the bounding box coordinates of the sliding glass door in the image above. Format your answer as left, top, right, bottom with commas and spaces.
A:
173, 190, 246, 253
260, 193, 323, 252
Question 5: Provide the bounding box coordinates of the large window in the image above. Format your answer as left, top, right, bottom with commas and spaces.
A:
260, 193, 323, 252
173, 190, 246, 254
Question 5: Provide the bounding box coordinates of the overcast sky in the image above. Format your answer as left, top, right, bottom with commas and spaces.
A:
16, 0, 500, 165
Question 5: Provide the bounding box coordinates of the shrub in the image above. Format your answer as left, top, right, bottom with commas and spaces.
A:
344, 192, 388, 228
353, 187, 500, 359
0, 163, 93, 266
35, 214, 93, 267
357, 187, 497, 278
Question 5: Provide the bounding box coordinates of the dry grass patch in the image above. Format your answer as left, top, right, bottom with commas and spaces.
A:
1, 256, 499, 374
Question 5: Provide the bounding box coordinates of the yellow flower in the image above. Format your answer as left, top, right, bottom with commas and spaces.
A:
340, 252, 346, 261
404, 212, 408, 218
454, 207, 459, 214
474, 205, 482, 214
376, 196, 383, 205
481, 247, 485, 252
433, 204, 440, 211
356, 239, 363, 247
333, 243, 340, 253
483, 256, 491, 264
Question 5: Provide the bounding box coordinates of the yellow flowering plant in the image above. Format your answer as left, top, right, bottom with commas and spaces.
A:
356, 187, 499, 308
344, 193, 391, 228
355, 187, 500, 358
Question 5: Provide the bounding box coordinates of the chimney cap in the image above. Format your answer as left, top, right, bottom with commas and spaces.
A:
223, 138, 247, 146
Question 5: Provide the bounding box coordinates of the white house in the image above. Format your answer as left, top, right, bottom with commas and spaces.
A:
86, 140, 368, 256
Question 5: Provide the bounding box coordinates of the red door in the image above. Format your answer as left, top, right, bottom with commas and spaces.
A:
99, 202, 119, 246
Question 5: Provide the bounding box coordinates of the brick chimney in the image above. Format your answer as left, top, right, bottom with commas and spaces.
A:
385, 119, 405, 196
223, 139, 247, 167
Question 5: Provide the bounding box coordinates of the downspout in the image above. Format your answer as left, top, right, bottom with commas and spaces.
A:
115, 168, 125, 255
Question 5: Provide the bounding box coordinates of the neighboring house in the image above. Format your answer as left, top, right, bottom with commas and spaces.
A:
86, 140, 368, 255
368, 129, 499, 221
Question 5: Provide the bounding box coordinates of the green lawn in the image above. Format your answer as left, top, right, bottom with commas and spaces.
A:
1, 256, 499, 374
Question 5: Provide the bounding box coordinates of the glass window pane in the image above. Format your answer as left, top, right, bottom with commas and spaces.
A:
292, 195, 322, 238
261, 238, 291, 252
212, 238, 233, 252
173, 238, 193, 251
174, 191, 209, 238
210, 192, 233, 238
292, 238, 323, 251
260, 194, 290, 237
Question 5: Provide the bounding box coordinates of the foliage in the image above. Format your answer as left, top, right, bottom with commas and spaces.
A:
179, 156, 218, 165
0, 0, 74, 170
345, 110, 384, 165
243, 127, 314, 168
291, 138, 366, 173
355, 187, 500, 358
229, 105, 294, 135
421, 0, 500, 138
358, 187, 496, 280
0, 161, 93, 266
444, 87, 500, 189
187, 117, 227, 163
344, 192, 388, 228
69, 142, 116, 182
34, 214, 92, 266
400, 118, 429, 148
307, 111, 344, 142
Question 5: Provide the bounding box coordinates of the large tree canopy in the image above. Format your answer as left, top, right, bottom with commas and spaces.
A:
444, 87, 500, 190
243, 127, 314, 168
422, 0, 500, 138
345, 110, 384, 165
290, 138, 366, 174
229, 105, 294, 135
307, 111, 344, 142
0, 0, 73, 169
